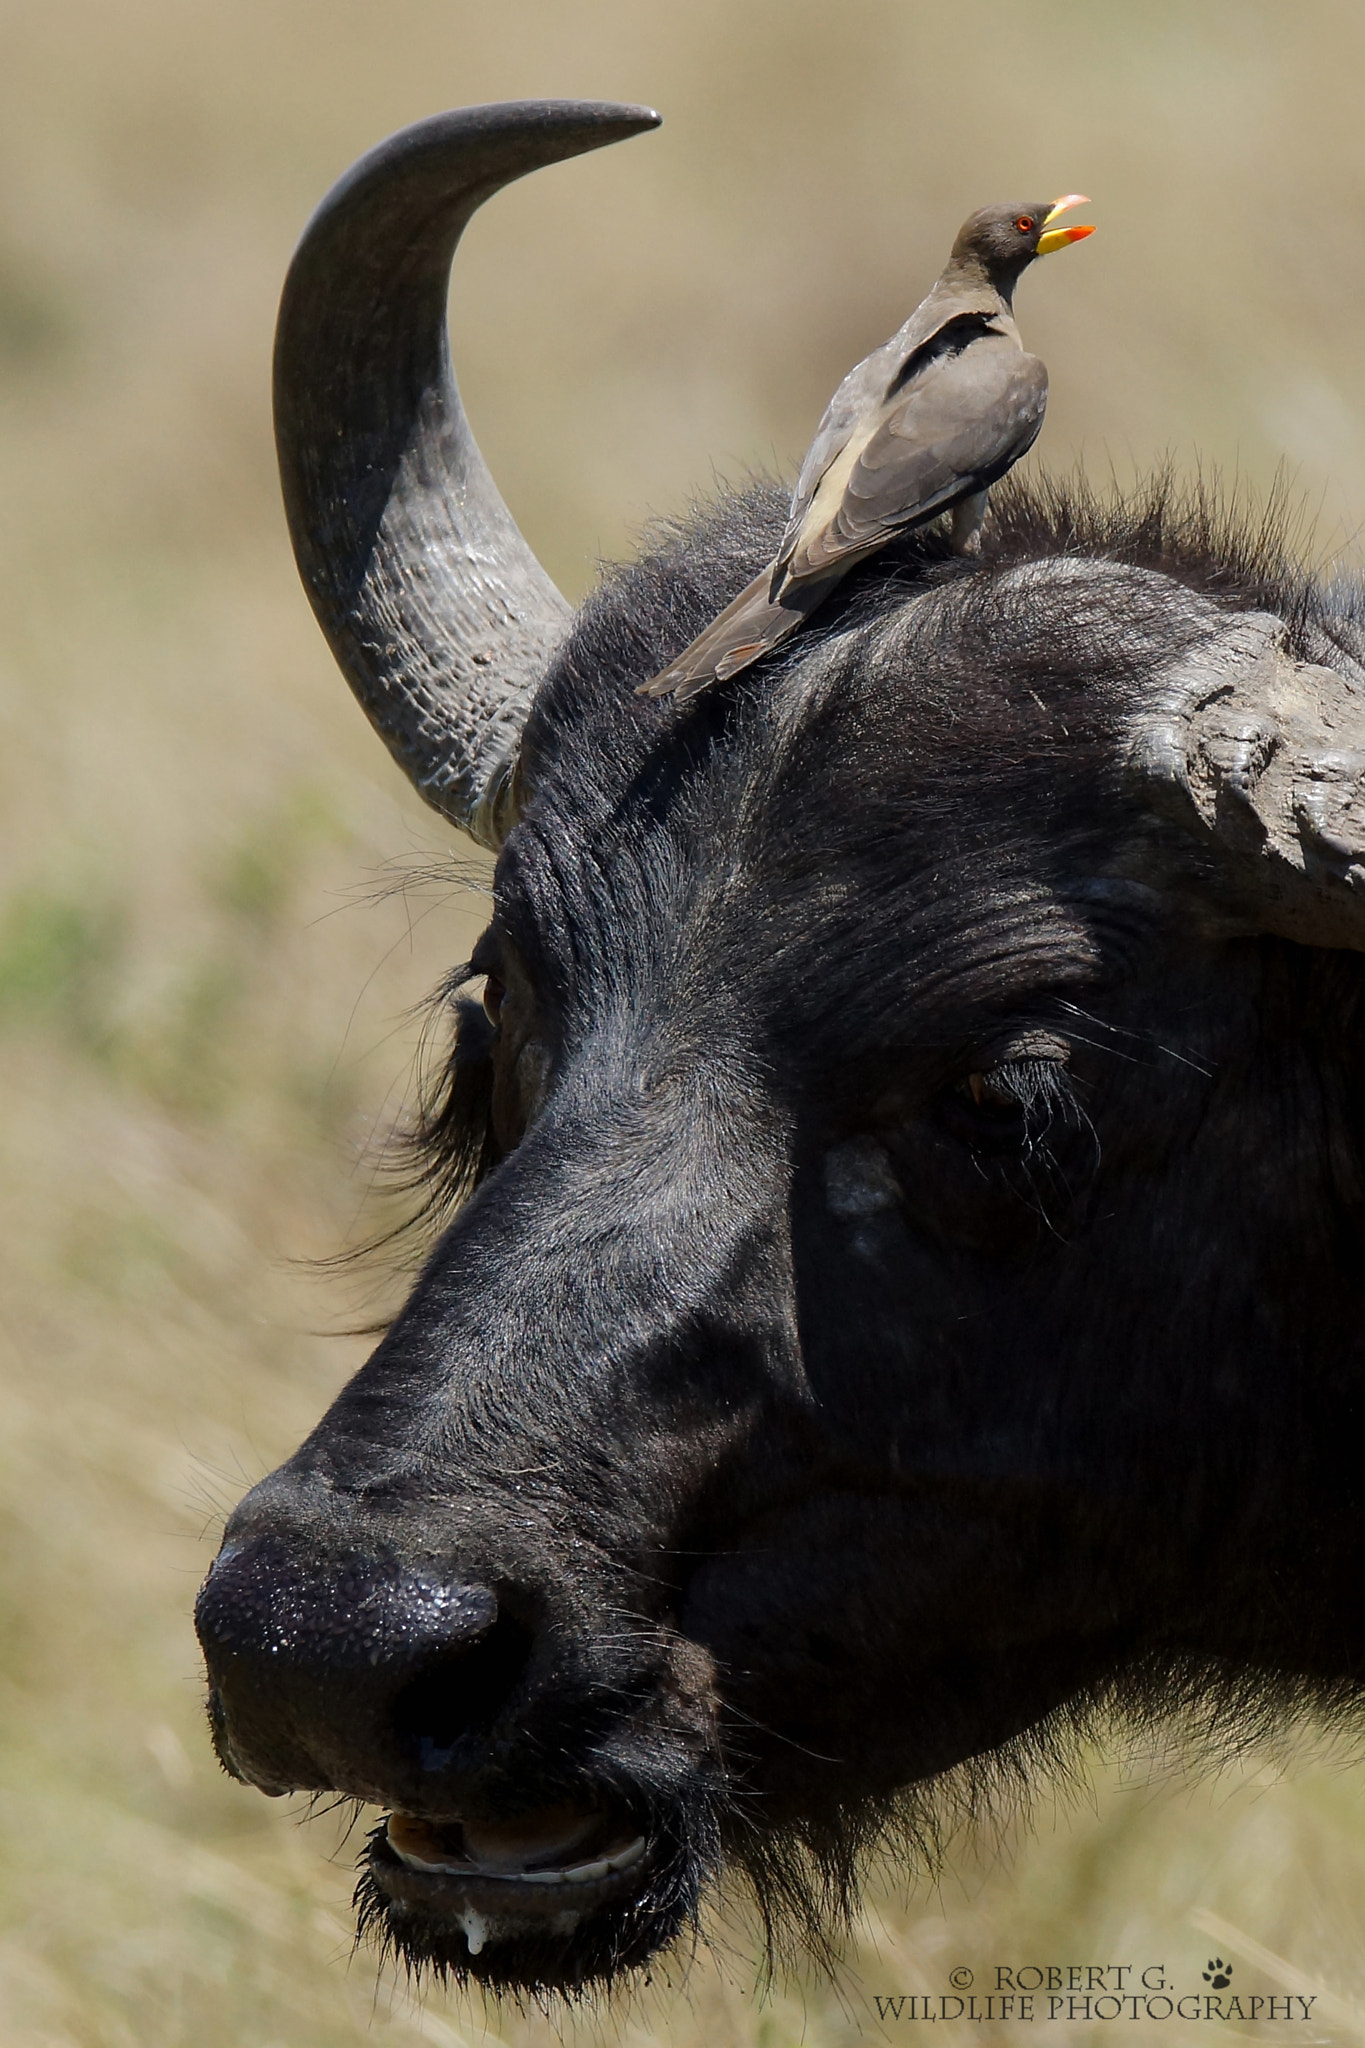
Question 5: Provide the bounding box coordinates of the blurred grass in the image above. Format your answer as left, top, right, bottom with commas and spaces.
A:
5, 0, 1365, 2042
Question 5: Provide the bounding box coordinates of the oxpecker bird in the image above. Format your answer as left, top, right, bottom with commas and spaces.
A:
640, 196, 1095, 701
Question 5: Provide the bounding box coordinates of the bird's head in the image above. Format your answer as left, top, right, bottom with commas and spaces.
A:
951, 195, 1094, 287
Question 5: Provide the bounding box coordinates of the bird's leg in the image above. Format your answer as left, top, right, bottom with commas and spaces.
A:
950, 488, 990, 555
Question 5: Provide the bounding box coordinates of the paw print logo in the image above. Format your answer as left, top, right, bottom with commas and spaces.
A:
1203, 1958, 1233, 1989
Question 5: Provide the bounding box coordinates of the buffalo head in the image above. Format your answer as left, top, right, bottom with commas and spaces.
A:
195, 103, 1365, 1993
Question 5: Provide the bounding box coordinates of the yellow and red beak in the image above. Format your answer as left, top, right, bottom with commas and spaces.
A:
1037, 193, 1094, 256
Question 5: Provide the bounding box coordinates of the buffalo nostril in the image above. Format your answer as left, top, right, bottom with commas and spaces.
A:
196, 1533, 517, 1792
196, 1535, 502, 1670
390, 1610, 536, 1766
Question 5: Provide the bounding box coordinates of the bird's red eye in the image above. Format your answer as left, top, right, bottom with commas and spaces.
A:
1015, 215, 1035, 233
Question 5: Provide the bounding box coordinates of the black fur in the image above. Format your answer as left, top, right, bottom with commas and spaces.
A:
198, 474, 1365, 1996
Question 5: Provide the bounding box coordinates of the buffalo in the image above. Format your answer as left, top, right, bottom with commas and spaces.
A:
195, 101, 1365, 1994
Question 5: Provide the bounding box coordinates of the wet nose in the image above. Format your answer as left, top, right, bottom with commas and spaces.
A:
195, 1532, 535, 1800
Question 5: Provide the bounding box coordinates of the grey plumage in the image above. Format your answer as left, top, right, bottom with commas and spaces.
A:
640, 197, 1093, 701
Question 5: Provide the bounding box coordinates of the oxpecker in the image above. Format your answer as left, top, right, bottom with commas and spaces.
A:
640, 196, 1095, 701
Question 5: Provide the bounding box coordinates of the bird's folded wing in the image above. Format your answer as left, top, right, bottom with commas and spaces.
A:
774, 334, 908, 572
783, 343, 1048, 583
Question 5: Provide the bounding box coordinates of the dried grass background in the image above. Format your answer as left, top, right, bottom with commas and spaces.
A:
5, 2, 1365, 2043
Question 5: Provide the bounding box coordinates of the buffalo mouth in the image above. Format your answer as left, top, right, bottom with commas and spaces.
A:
359, 1794, 689, 1989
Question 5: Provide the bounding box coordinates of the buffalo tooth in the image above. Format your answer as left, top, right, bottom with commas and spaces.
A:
564, 1856, 612, 1884
390, 1842, 469, 1876
606, 1835, 647, 1872
520, 1868, 569, 1885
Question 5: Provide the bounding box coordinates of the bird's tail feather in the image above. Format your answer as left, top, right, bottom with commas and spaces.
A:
637, 569, 832, 701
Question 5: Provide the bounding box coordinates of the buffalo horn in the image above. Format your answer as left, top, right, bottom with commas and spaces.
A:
1130, 610, 1365, 950
274, 101, 661, 849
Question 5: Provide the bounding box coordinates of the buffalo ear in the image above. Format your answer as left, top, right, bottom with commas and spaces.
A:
1129, 610, 1365, 952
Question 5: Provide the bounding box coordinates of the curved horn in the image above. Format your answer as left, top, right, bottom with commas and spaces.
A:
1130, 610, 1365, 950
274, 101, 661, 849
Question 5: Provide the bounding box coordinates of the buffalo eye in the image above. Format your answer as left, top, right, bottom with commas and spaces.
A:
965, 1070, 1016, 1109
949, 1065, 1034, 1149
482, 975, 506, 1027
947, 1034, 1074, 1152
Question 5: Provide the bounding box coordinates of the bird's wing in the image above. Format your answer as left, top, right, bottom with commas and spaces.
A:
774, 336, 905, 573
774, 286, 1005, 577
782, 338, 1048, 584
